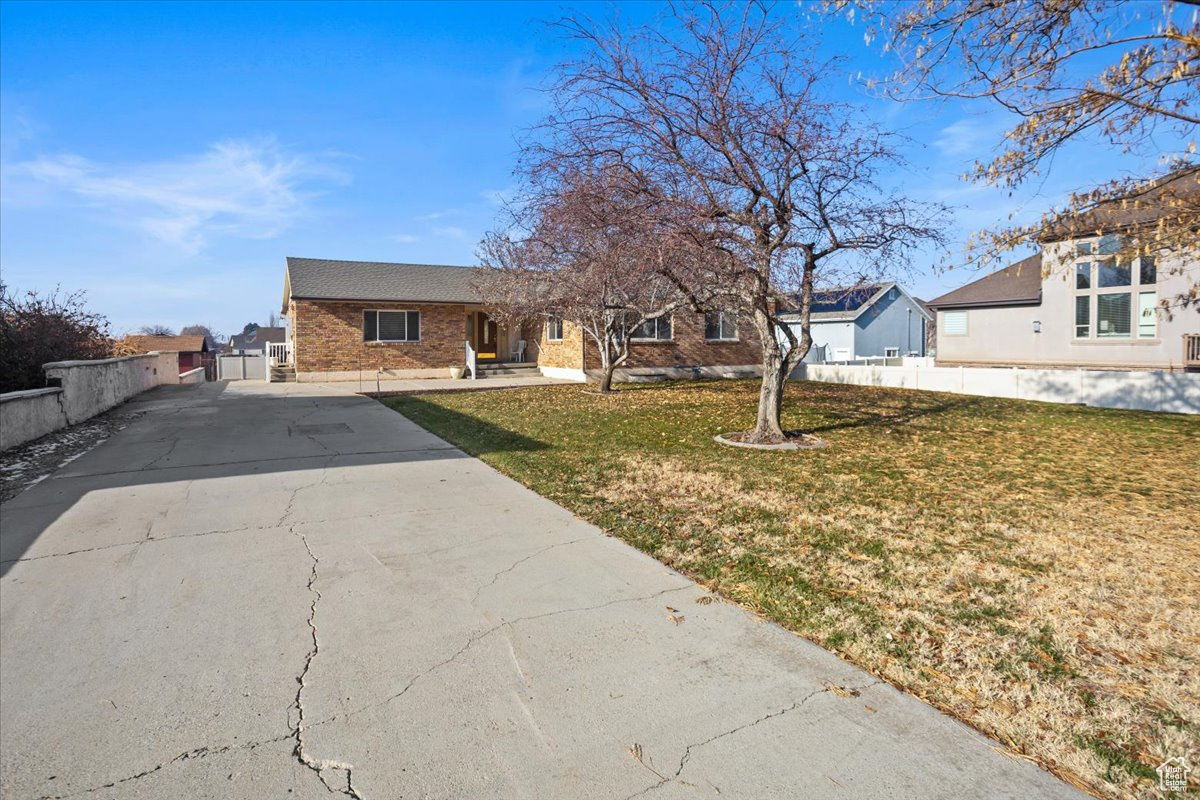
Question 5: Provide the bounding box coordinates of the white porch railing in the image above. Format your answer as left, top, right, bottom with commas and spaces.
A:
465, 339, 477, 380
268, 341, 294, 367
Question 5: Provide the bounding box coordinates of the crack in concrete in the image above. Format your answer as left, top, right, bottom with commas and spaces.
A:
471, 537, 589, 604
623, 679, 885, 799
139, 437, 181, 471
31, 734, 293, 799
51, 446, 459, 481
326, 583, 695, 727
277, 456, 338, 528
0, 523, 282, 566
291, 529, 365, 799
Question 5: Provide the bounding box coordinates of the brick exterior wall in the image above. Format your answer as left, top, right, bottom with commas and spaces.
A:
289, 299, 760, 381
582, 310, 761, 370
523, 318, 584, 370
292, 300, 469, 374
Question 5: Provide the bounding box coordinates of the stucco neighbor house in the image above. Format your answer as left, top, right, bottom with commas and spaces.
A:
778, 283, 932, 363
280, 257, 763, 383
928, 244, 1199, 370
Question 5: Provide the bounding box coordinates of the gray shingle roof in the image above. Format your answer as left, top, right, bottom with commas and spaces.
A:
926, 253, 1043, 310
285, 258, 483, 305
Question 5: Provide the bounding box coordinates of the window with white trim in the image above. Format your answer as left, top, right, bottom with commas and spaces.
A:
942, 310, 967, 336
704, 311, 738, 341
545, 315, 564, 341
632, 315, 672, 341
884, 347, 900, 357
1073, 237, 1157, 340
363, 310, 420, 342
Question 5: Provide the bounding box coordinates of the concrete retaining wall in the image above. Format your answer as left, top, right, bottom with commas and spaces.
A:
793, 364, 1200, 414
1, 352, 181, 450
0, 388, 69, 451
179, 367, 206, 385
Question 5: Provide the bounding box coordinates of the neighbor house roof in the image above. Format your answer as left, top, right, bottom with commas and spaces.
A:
926, 253, 1043, 310
1038, 167, 1199, 243
228, 326, 286, 352
121, 335, 209, 353
283, 258, 483, 310
779, 282, 931, 322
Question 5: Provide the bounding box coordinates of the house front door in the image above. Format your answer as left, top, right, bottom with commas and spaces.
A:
477, 313, 498, 360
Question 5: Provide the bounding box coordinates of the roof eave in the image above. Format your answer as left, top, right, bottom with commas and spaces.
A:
929, 296, 1042, 311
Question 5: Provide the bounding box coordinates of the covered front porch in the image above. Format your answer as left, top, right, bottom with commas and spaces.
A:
464, 308, 531, 378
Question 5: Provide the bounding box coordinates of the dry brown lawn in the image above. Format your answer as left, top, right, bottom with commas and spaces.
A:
384, 380, 1199, 798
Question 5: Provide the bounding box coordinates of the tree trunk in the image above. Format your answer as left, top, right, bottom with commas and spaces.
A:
599, 366, 616, 393
749, 307, 787, 441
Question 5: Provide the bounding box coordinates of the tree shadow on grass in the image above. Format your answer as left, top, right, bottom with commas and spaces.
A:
795, 394, 989, 436
380, 395, 552, 457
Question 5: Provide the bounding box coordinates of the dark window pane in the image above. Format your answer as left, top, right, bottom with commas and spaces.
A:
1075, 296, 1089, 338
407, 311, 420, 341
364, 310, 378, 342
1096, 293, 1131, 337
721, 313, 737, 339
378, 311, 407, 341
1075, 241, 1092, 256
1075, 263, 1091, 289
1140, 255, 1157, 285
1097, 234, 1121, 255
1097, 259, 1130, 288
705, 313, 720, 340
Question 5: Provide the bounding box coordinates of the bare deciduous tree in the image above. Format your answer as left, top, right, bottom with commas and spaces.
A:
180, 324, 222, 347
543, 2, 946, 439
137, 324, 176, 336
479, 164, 690, 393
843, 0, 1200, 301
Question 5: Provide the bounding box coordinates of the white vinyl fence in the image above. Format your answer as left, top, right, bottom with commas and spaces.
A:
217, 354, 268, 381
792, 363, 1200, 414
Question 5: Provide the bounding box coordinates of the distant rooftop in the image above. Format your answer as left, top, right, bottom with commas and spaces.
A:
121, 334, 209, 353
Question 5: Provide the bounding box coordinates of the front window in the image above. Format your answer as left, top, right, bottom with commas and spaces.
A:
704, 311, 738, 341
1096, 293, 1132, 338
942, 310, 967, 336
1138, 292, 1158, 338
1075, 296, 1090, 339
363, 310, 420, 342
546, 315, 564, 341
1073, 237, 1157, 340
632, 315, 672, 341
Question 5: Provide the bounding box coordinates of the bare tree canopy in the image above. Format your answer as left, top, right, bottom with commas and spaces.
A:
479, 162, 690, 393
180, 324, 222, 347
541, 1, 946, 438
137, 324, 176, 336
0, 283, 112, 392
843, 0, 1200, 294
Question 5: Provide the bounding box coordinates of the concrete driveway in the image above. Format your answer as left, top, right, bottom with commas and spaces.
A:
0, 381, 1083, 800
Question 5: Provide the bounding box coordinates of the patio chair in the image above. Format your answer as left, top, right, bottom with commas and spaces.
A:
511, 339, 527, 363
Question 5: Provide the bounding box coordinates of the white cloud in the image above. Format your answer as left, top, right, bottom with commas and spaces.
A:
391, 233, 419, 243
432, 226, 466, 239
934, 117, 1005, 158
3, 137, 346, 253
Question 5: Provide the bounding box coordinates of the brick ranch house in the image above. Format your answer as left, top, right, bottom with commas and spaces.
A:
281, 257, 763, 383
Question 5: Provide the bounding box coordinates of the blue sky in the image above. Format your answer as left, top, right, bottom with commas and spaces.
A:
0, 1, 1177, 338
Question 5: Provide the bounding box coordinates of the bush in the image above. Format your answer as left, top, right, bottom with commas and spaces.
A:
0, 283, 113, 393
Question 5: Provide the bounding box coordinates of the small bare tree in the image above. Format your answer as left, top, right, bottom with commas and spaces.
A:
479, 164, 689, 393
544, 2, 946, 439
843, 0, 1199, 301
180, 324, 222, 348
0, 283, 112, 392
137, 324, 176, 336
